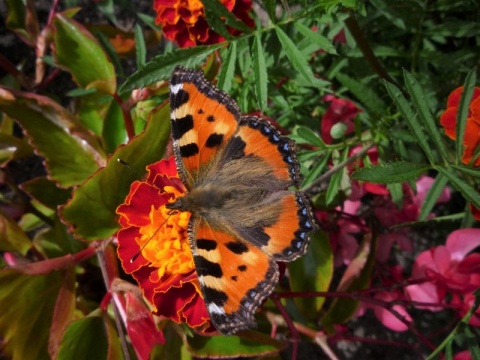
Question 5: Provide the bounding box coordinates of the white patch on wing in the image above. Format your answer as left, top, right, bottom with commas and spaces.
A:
208, 303, 226, 315
170, 83, 183, 94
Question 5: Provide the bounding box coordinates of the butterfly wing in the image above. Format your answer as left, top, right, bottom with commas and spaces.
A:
221, 116, 318, 261
169, 66, 241, 189
189, 216, 279, 335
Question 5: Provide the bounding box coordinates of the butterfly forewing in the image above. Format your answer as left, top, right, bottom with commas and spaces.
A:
170, 67, 241, 188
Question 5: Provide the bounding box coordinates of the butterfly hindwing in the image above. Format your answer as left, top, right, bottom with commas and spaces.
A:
189, 217, 279, 335
170, 67, 241, 188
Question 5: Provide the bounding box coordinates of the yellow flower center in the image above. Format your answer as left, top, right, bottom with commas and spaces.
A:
137, 186, 194, 278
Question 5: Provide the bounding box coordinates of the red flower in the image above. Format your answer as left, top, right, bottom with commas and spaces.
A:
153, 0, 253, 48
440, 86, 480, 166
116, 157, 214, 333
321, 94, 360, 144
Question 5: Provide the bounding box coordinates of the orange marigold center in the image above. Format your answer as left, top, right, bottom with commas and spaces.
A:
137, 186, 193, 278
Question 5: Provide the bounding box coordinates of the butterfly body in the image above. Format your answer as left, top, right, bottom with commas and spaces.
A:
168, 66, 317, 335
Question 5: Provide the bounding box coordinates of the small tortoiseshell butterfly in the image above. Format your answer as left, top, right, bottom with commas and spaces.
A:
166, 66, 317, 335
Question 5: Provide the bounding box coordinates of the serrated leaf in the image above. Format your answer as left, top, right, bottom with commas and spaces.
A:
352, 161, 431, 184
403, 70, 449, 162
289, 231, 333, 316
336, 73, 386, 114
203, 0, 231, 39
437, 166, 480, 209
252, 33, 268, 111
20, 177, 72, 209
275, 26, 315, 86
217, 42, 237, 92
186, 331, 286, 357
0, 270, 62, 360
0, 88, 105, 187
385, 81, 436, 163
455, 68, 477, 163
295, 22, 337, 54
119, 44, 223, 94
61, 103, 171, 240
53, 14, 116, 95
418, 172, 449, 221
135, 23, 147, 69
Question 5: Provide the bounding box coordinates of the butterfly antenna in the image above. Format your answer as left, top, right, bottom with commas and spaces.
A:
117, 159, 145, 179
130, 214, 172, 263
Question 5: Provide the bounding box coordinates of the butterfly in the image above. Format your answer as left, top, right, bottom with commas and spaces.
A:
166, 66, 317, 335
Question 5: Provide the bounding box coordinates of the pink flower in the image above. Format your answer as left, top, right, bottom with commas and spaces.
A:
405, 229, 480, 325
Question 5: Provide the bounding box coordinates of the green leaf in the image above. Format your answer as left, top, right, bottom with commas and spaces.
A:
217, 42, 237, 93
336, 73, 386, 114
418, 172, 449, 221
119, 44, 224, 94
385, 81, 436, 163
252, 33, 268, 112
4, 0, 39, 45
57, 316, 109, 360
134, 23, 147, 69
326, 149, 348, 205
295, 22, 337, 54
0, 88, 105, 187
102, 100, 128, 154
301, 152, 330, 188
296, 126, 326, 148
436, 166, 480, 209
53, 14, 116, 95
403, 70, 449, 162
66, 88, 98, 97
0, 270, 62, 360
137, 13, 159, 31
61, 103, 171, 240
275, 26, 315, 86
186, 331, 286, 358
201, 0, 252, 33
203, 0, 231, 39
20, 177, 72, 209
352, 161, 431, 184
288, 231, 333, 317
455, 68, 477, 163
0, 211, 31, 254
451, 164, 480, 178
465, 326, 480, 360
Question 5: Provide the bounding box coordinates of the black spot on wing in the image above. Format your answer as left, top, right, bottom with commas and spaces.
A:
203, 287, 228, 307
170, 88, 189, 110
179, 143, 199, 158
207, 115, 215, 122
206, 133, 224, 148
231, 276, 238, 281
197, 239, 217, 251
198, 109, 204, 114
238, 265, 247, 272
226, 241, 249, 254
195, 256, 223, 278
171, 115, 194, 140
238, 227, 271, 247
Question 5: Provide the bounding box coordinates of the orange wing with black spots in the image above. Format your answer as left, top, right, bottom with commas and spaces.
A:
169, 67, 241, 189
191, 218, 278, 335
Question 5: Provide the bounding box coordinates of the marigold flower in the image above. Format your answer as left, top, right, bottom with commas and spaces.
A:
116, 157, 213, 333
153, 0, 253, 48
440, 86, 480, 166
